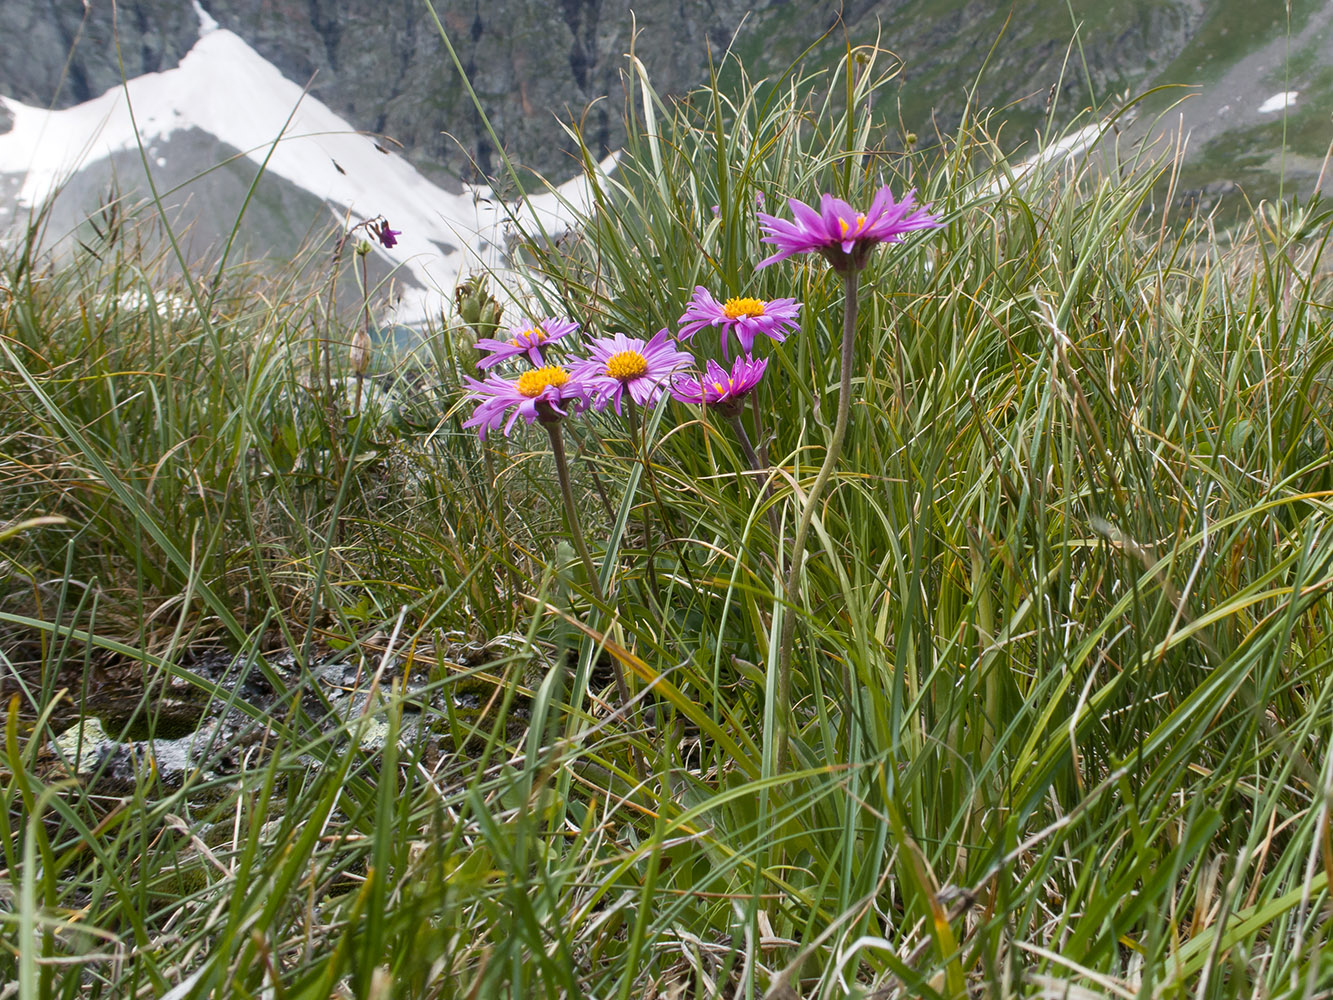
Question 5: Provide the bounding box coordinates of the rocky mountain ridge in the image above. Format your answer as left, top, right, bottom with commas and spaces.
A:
1, 0, 766, 185
2, 1, 1329, 202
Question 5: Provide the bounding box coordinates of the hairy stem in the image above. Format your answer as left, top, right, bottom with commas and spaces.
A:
728, 410, 764, 472
546, 419, 632, 709
625, 400, 662, 603
774, 267, 860, 771
727, 411, 782, 542
546, 419, 605, 605
354, 250, 370, 414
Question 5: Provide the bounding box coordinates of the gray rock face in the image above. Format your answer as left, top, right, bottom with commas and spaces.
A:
200, 0, 764, 183
0, 0, 765, 183
23, 127, 336, 263
0, 1, 201, 106
1, 1, 1324, 196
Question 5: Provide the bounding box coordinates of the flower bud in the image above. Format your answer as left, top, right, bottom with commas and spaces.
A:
455, 275, 503, 338
477, 300, 503, 339
458, 299, 480, 328
349, 328, 372, 376
450, 321, 477, 352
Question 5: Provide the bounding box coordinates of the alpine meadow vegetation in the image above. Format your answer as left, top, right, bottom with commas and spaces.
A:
2, 18, 1333, 1000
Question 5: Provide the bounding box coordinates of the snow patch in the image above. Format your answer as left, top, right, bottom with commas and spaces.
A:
981, 122, 1104, 196
0, 16, 609, 323
1258, 91, 1298, 113
193, 1, 219, 35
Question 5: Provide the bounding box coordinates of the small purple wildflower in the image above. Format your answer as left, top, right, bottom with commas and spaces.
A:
757, 185, 941, 273
474, 318, 578, 369
572, 329, 693, 414
372, 219, 402, 249
677, 287, 801, 357
461, 365, 586, 438
671, 354, 768, 415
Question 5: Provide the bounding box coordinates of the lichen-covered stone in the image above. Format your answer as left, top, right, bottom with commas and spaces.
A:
35, 633, 556, 798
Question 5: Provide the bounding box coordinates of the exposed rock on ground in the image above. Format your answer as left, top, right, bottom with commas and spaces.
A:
17, 633, 553, 796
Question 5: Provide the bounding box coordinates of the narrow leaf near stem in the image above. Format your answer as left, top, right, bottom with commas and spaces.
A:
545, 417, 605, 605
545, 417, 633, 708
355, 251, 370, 414
624, 400, 662, 602
774, 267, 860, 771
750, 390, 770, 466
727, 411, 782, 542
727, 411, 764, 472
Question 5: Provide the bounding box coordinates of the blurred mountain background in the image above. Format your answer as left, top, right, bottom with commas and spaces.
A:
0, 0, 1328, 285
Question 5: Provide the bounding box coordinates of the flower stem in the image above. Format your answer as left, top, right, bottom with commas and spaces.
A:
483, 444, 521, 609
355, 250, 370, 413
750, 390, 771, 466
728, 411, 763, 471
545, 418, 634, 713
727, 411, 782, 542
625, 401, 663, 603
545, 419, 605, 605
774, 267, 860, 771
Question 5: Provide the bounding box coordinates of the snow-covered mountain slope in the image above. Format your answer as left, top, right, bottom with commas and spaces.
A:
0, 2, 606, 324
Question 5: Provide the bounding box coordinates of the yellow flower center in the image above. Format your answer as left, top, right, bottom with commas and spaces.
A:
510, 327, 546, 347
605, 350, 649, 380
838, 213, 867, 237
722, 297, 766, 320
515, 366, 570, 397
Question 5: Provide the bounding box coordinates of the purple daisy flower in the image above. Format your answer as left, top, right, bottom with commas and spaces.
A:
671, 355, 768, 416
474, 318, 578, 369
757, 185, 942, 273
461, 365, 586, 439
572, 329, 694, 414
676, 286, 801, 357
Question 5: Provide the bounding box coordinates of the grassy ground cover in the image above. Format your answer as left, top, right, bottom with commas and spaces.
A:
2, 33, 1332, 1000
